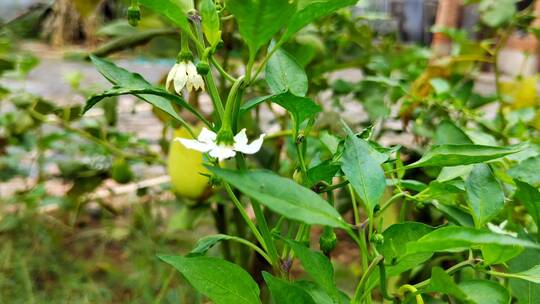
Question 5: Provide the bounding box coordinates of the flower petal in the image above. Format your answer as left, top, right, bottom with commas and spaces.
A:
197, 127, 217, 144
175, 138, 214, 152
234, 133, 265, 154
233, 129, 249, 146
209, 145, 236, 160
166, 64, 178, 92
174, 62, 188, 95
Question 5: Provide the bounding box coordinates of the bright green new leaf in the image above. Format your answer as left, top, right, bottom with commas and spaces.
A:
199, 0, 221, 48
515, 180, 540, 230
281, 0, 357, 42
138, 0, 191, 33
509, 156, 540, 186
263, 272, 317, 304
406, 143, 526, 168
465, 164, 505, 227
459, 280, 510, 304
428, 267, 469, 301
227, 0, 296, 58
341, 133, 386, 217
287, 240, 340, 302
208, 168, 348, 229
158, 255, 261, 304
266, 47, 308, 96
407, 226, 540, 254
481, 243, 523, 265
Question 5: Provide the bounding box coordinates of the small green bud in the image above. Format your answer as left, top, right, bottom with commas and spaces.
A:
292, 169, 303, 185
370, 233, 384, 245
196, 61, 210, 75
127, 6, 141, 27
319, 228, 337, 255
177, 51, 194, 62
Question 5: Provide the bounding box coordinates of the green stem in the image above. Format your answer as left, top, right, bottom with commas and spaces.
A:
224, 183, 267, 253
352, 255, 383, 303
251, 200, 279, 267
414, 259, 480, 289
222, 76, 245, 131
210, 56, 236, 83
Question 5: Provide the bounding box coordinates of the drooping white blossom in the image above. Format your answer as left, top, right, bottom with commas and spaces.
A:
175, 128, 265, 161
166, 60, 205, 94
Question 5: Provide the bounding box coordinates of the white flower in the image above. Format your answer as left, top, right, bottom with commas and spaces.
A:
487, 221, 517, 237
166, 60, 205, 94
175, 128, 265, 161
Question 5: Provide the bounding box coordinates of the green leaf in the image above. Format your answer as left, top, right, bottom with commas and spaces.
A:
281, 0, 357, 42
406, 143, 526, 168
509, 248, 540, 303
481, 243, 523, 265
266, 47, 308, 96
341, 133, 386, 217
199, 0, 221, 48
465, 164, 505, 227
208, 168, 348, 229
406, 226, 540, 255
88, 56, 193, 126
294, 281, 350, 304
435, 120, 473, 145
376, 222, 435, 277
509, 156, 540, 186
287, 240, 340, 302
187, 234, 233, 257
84, 86, 207, 127
227, 0, 296, 58
241, 91, 321, 130
514, 180, 540, 231
430, 78, 450, 95
509, 265, 540, 284
138, 0, 190, 32
427, 267, 469, 301
263, 272, 317, 304
459, 280, 510, 304
480, 0, 517, 28
158, 255, 261, 304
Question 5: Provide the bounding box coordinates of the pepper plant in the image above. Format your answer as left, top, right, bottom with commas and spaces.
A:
85, 0, 540, 303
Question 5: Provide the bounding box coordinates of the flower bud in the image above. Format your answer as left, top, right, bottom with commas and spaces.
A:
127, 6, 141, 27
196, 61, 210, 75
319, 227, 337, 255
370, 233, 384, 245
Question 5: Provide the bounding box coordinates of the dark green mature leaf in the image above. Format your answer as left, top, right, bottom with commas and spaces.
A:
88, 56, 194, 126
209, 168, 348, 228
459, 280, 510, 304
514, 180, 540, 231
406, 143, 526, 168
199, 0, 221, 48
407, 226, 540, 254
187, 234, 233, 257
138, 0, 190, 32
428, 267, 469, 301
509, 156, 540, 186
266, 47, 308, 96
84, 86, 207, 127
465, 164, 505, 227
341, 133, 386, 217
510, 248, 540, 303
241, 91, 321, 129
281, 0, 357, 42
263, 272, 316, 304
227, 0, 296, 58
158, 255, 261, 304
294, 281, 350, 304
287, 240, 340, 302
377, 222, 435, 277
